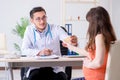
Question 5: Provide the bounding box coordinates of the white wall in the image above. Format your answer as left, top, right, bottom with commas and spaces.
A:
111, 0, 120, 39
0, 0, 62, 51
0, 0, 119, 52
99, 0, 120, 40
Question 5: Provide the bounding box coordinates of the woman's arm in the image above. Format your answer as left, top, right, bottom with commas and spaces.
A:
84, 34, 106, 69
67, 44, 88, 56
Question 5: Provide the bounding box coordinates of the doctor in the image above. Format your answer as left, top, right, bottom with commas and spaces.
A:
21, 6, 77, 80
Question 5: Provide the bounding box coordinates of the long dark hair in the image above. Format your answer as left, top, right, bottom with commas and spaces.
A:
85, 6, 116, 51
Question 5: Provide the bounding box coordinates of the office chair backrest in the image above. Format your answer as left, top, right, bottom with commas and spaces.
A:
105, 40, 120, 80
60, 26, 72, 80
60, 26, 68, 55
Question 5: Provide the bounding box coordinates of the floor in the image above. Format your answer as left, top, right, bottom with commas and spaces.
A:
0, 69, 84, 80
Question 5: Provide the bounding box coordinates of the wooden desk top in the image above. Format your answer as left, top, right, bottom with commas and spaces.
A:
0, 56, 85, 67
0, 57, 84, 62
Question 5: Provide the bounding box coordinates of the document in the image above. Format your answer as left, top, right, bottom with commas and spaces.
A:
35, 54, 59, 59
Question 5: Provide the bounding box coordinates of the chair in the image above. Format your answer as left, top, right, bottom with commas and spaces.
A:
60, 26, 72, 80
105, 40, 120, 80
0, 33, 7, 56
60, 40, 72, 80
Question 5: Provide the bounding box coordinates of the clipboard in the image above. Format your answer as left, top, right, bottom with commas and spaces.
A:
35, 55, 59, 59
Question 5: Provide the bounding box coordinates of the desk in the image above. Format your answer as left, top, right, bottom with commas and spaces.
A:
0, 57, 84, 80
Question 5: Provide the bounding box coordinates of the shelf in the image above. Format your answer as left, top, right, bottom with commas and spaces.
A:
65, 0, 97, 4
65, 19, 86, 22
63, 0, 98, 24
62, 0, 99, 48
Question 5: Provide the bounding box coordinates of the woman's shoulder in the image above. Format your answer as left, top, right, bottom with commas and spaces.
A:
95, 34, 104, 40
95, 34, 105, 44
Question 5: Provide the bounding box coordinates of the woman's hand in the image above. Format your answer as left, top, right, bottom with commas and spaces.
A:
83, 57, 92, 68
63, 35, 78, 47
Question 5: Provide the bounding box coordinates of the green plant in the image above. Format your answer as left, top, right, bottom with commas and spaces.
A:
12, 17, 30, 51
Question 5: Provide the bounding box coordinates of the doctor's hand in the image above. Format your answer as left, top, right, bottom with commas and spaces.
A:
37, 49, 53, 56
70, 35, 78, 46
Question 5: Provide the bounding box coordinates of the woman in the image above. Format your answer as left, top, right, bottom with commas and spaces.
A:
64, 6, 116, 80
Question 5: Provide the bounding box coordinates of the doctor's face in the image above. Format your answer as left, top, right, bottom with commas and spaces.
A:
31, 11, 47, 32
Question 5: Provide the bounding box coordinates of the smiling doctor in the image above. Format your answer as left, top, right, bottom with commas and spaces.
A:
21, 6, 77, 80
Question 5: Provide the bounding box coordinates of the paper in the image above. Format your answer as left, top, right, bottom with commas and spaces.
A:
35, 55, 59, 59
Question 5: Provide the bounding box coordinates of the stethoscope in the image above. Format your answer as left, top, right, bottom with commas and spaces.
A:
33, 24, 53, 46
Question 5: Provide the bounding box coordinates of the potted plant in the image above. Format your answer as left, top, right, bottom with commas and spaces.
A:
12, 17, 30, 52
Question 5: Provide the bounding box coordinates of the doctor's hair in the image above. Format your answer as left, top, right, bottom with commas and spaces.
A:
30, 6, 46, 18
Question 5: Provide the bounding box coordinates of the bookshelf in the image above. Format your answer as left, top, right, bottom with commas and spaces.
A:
63, 0, 99, 48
